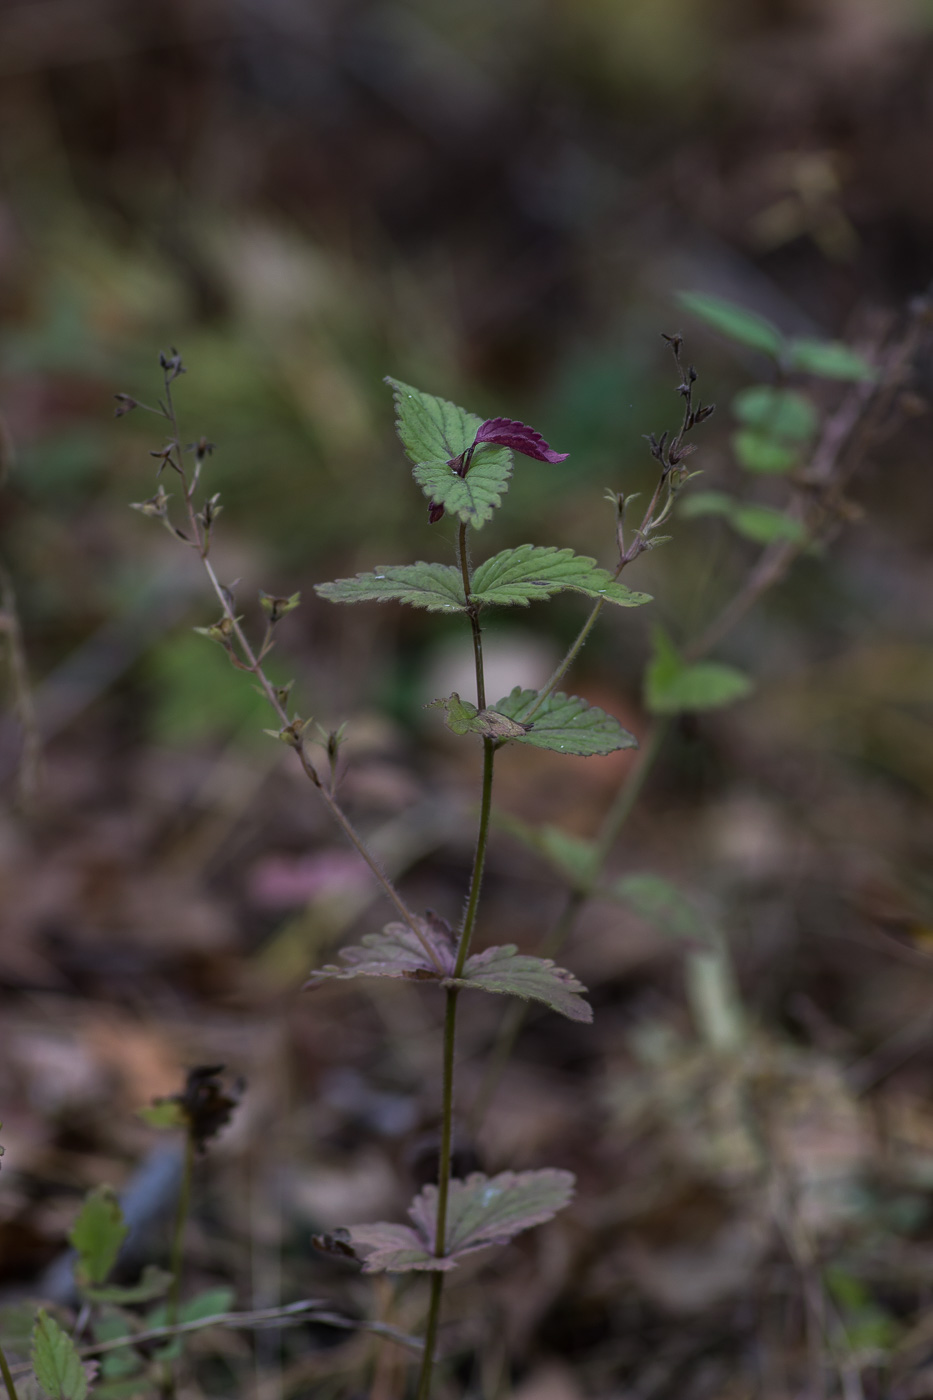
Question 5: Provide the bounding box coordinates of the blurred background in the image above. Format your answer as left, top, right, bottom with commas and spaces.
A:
2, 1, 933, 1397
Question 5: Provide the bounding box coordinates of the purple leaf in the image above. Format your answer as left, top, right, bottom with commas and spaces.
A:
303, 912, 457, 987
455, 946, 593, 1022
473, 418, 568, 464
341, 1169, 576, 1273
428, 500, 446, 524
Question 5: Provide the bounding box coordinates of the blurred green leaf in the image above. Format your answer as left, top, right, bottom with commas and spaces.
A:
788, 339, 877, 381
70, 1185, 128, 1288
606, 873, 714, 942
645, 629, 752, 714
732, 385, 817, 441
31, 1310, 88, 1400
678, 292, 784, 357
732, 430, 799, 475
730, 504, 808, 544
492, 810, 599, 888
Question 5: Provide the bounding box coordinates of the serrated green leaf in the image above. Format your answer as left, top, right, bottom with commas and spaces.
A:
677, 292, 785, 357
605, 874, 714, 943
788, 338, 877, 381
494, 688, 638, 757
645, 630, 752, 714
730, 504, 807, 544
69, 1185, 128, 1288
346, 1169, 575, 1272
31, 1310, 88, 1400
732, 430, 799, 475
315, 562, 466, 613
137, 1101, 186, 1130
412, 451, 513, 529
453, 946, 592, 1022
386, 377, 512, 528
492, 810, 599, 889
732, 385, 817, 442
427, 694, 530, 739
470, 545, 651, 609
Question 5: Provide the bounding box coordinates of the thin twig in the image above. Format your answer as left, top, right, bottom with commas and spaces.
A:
7, 1300, 422, 1378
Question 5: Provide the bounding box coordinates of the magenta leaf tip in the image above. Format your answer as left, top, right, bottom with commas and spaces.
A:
474, 417, 568, 463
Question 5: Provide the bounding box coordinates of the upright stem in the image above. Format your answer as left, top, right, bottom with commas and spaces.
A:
0, 1342, 19, 1400
415, 525, 495, 1399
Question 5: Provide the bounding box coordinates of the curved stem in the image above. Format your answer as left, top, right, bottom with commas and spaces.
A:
0, 1342, 19, 1400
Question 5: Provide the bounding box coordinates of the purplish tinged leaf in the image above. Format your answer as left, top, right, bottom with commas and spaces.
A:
451, 946, 592, 1022
305, 915, 590, 1019
304, 914, 457, 986
473, 418, 568, 462
471, 545, 651, 609
645, 630, 752, 715
315, 562, 466, 613
345, 1169, 575, 1272
494, 688, 638, 757
386, 378, 512, 528
31, 1310, 89, 1400
427, 694, 531, 740
788, 338, 877, 381
606, 874, 714, 944
493, 810, 599, 889
677, 292, 785, 358
732, 386, 817, 442
70, 1185, 128, 1287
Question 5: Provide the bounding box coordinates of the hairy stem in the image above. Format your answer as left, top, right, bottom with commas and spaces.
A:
0, 1341, 19, 1400
416, 526, 495, 1399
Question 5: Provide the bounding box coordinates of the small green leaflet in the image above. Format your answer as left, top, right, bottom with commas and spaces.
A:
732, 385, 817, 442
315, 562, 466, 613
677, 292, 785, 358
470, 545, 651, 609
606, 873, 714, 944
344, 1168, 575, 1272
681, 490, 807, 545
494, 687, 638, 757
386, 378, 512, 528
645, 629, 752, 715
31, 1310, 90, 1400
70, 1185, 128, 1288
787, 338, 876, 382
427, 694, 530, 739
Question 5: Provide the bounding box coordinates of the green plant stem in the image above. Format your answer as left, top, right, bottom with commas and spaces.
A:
415, 986, 459, 1400
416, 527, 495, 1400
0, 1341, 19, 1400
